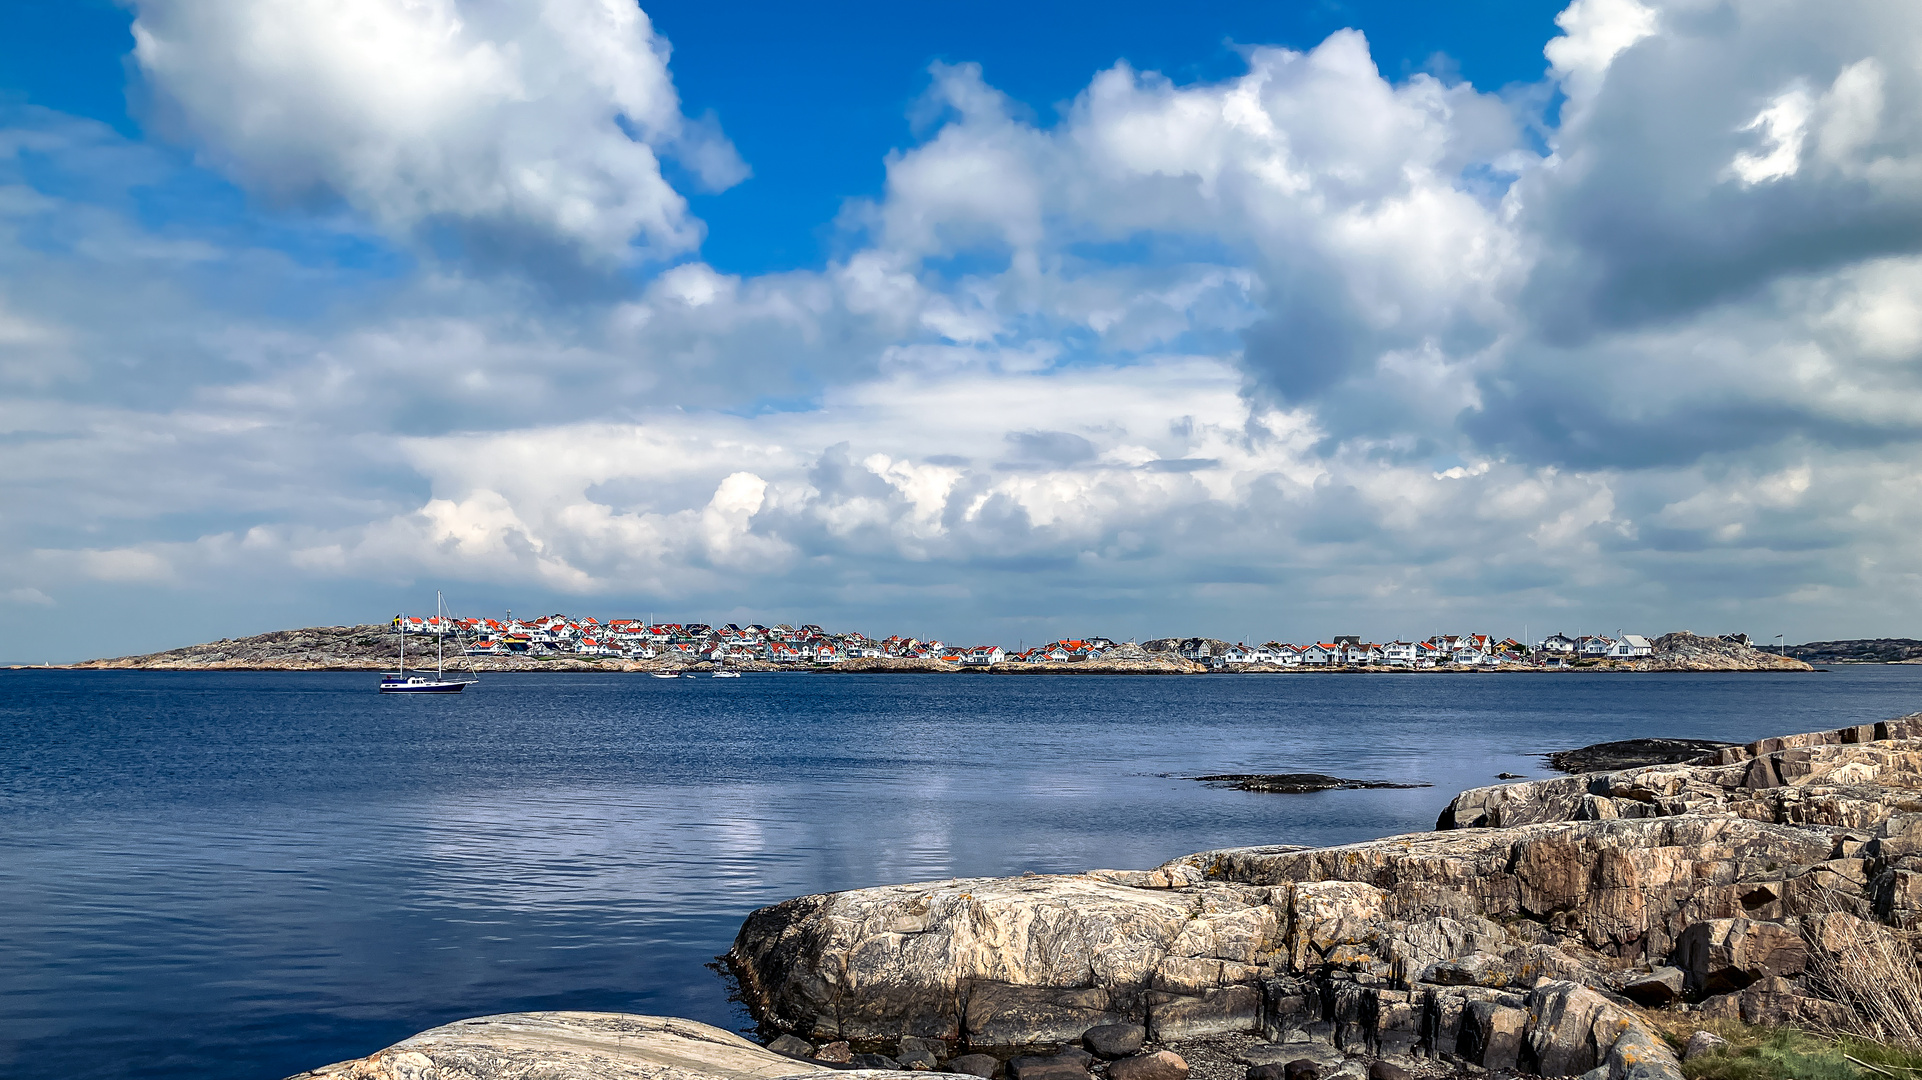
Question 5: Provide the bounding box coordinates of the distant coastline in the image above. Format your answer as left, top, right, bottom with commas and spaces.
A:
48, 623, 1816, 673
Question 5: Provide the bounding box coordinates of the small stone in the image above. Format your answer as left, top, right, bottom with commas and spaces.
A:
1684, 1031, 1730, 1061
1008, 1054, 1092, 1080
1623, 966, 1686, 1007
1497, 773, 1525, 780
815, 1041, 854, 1064
947, 1054, 1000, 1078
1083, 1023, 1147, 1059
898, 1049, 941, 1070
854, 1053, 902, 1070
766, 1034, 814, 1059
1368, 1063, 1411, 1080
1108, 1051, 1188, 1080
1284, 1060, 1321, 1080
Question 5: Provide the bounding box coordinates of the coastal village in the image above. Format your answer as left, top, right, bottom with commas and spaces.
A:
398, 611, 1672, 668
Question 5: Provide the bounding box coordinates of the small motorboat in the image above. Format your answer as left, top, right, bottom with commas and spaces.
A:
712, 670, 741, 678
651, 671, 683, 679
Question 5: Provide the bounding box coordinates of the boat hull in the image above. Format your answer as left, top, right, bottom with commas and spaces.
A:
378, 681, 469, 694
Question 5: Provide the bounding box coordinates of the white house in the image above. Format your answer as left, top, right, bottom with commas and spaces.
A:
1301, 643, 1338, 665
1611, 634, 1653, 658
1382, 641, 1418, 666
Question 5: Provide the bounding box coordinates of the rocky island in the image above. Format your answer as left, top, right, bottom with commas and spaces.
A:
298, 714, 1922, 1080
67, 626, 1809, 674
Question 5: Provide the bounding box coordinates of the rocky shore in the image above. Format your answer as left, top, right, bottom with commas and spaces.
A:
722, 716, 1922, 1080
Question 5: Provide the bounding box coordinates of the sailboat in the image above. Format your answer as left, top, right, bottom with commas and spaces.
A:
380, 592, 479, 694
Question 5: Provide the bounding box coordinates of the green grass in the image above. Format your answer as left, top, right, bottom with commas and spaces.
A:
1668, 1023, 1922, 1080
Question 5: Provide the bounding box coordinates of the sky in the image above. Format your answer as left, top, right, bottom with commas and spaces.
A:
3, 0, 1921, 661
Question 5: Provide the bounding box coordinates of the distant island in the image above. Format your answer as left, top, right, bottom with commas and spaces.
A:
59, 617, 1812, 673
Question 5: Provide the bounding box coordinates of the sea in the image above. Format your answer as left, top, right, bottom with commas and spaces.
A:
4, 666, 1921, 1080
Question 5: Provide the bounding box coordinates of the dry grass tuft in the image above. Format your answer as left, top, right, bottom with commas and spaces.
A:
1800, 900, 1922, 1049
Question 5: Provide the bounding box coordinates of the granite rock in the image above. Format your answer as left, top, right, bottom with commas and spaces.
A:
727, 718, 1922, 1080
287, 1013, 924, 1080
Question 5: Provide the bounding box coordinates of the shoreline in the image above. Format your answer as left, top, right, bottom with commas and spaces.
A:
22, 661, 1820, 674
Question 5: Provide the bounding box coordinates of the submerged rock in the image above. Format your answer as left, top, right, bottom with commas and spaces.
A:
1192, 775, 1431, 794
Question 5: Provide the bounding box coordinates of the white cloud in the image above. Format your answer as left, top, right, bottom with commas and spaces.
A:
19, 0, 1922, 658
130, 0, 744, 266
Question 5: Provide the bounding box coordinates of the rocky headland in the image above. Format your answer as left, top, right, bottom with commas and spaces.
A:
720, 715, 1922, 1080
294, 716, 1922, 1080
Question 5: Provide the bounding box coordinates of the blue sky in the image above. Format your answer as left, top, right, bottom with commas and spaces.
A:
2, 0, 1920, 660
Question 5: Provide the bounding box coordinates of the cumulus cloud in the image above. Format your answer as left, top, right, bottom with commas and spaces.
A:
130, 0, 745, 269
15, 0, 1922, 657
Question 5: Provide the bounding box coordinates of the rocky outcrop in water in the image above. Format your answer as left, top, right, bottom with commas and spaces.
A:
727, 715, 1922, 1080
1544, 739, 1735, 774
1193, 775, 1432, 794
287, 1012, 922, 1080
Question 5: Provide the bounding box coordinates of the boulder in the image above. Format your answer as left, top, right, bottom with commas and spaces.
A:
946, 1054, 999, 1077
1284, 1061, 1321, 1080
899, 1037, 950, 1063
1081, 1023, 1146, 1058
1683, 1031, 1728, 1061
1006, 1054, 1091, 1080
1697, 976, 1854, 1028
284, 1013, 925, 1080
1620, 967, 1685, 1007
1108, 1051, 1189, 1080
1244, 1066, 1287, 1080
1455, 1000, 1525, 1070
1366, 1063, 1410, 1080
1674, 919, 1807, 994
815, 1041, 854, 1064
856, 1054, 903, 1070
767, 1034, 815, 1059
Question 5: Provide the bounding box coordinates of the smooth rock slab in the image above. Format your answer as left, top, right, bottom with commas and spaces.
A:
288, 1013, 925, 1080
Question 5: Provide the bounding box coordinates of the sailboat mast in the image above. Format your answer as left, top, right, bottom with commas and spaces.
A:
437, 591, 445, 677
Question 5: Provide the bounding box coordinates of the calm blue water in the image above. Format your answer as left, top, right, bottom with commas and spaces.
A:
4, 667, 1920, 1080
